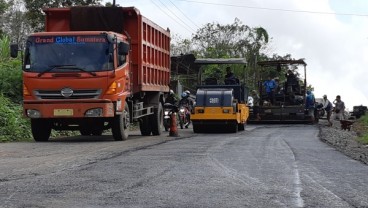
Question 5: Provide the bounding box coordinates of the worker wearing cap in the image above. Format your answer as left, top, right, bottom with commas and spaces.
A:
322, 94, 333, 126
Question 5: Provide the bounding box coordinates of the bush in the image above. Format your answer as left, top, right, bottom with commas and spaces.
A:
0, 95, 32, 142
355, 115, 368, 145
0, 35, 23, 103
0, 59, 23, 103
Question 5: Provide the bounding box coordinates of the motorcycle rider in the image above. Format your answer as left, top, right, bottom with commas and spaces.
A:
179, 91, 194, 128
165, 90, 178, 105
163, 90, 178, 131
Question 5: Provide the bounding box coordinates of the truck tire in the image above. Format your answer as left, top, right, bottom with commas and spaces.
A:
151, 103, 163, 136
139, 116, 151, 136
31, 119, 51, 142
112, 102, 130, 141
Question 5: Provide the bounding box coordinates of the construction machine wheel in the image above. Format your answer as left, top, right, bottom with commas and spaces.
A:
31, 119, 52, 142
230, 122, 238, 133
238, 122, 245, 131
111, 102, 130, 141
193, 124, 201, 133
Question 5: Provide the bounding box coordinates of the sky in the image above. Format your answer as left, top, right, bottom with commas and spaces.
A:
106, 0, 368, 110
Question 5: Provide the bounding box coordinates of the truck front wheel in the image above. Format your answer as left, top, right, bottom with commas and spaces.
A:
31, 119, 51, 142
112, 102, 130, 141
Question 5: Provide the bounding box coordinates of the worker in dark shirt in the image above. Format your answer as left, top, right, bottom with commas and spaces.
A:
224, 67, 237, 85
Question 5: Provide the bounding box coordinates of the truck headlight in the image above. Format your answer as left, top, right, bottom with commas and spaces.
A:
26, 109, 41, 118
85, 108, 103, 117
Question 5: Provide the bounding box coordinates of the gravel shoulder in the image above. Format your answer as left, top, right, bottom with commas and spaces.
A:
318, 119, 368, 165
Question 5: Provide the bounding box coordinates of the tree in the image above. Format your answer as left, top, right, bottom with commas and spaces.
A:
0, 0, 12, 35
2, 0, 33, 45
24, 0, 102, 32
189, 18, 271, 87
170, 34, 194, 56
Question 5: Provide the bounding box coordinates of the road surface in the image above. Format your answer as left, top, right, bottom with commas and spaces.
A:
1, 125, 367, 207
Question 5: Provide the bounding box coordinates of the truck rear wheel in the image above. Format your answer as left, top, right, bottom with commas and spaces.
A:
150, 103, 163, 136
139, 116, 151, 136
112, 102, 130, 141
31, 119, 51, 142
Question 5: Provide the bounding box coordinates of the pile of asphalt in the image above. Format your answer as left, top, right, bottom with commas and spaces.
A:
318, 119, 368, 165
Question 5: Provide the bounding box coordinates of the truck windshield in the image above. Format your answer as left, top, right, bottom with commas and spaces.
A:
24, 35, 113, 73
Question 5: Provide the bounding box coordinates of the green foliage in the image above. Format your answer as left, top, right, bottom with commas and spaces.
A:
0, 0, 12, 35
0, 95, 32, 142
193, 18, 252, 58
0, 0, 12, 17
24, 0, 103, 32
0, 35, 10, 61
356, 115, 368, 144
171, 34, 194, 56
0, 35, 28, 142
0, 36, 23, 103
175, 18, 275, 88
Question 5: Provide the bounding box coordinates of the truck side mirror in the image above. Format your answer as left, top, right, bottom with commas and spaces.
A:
118, 42, 129, 55
10, 44, 19, 58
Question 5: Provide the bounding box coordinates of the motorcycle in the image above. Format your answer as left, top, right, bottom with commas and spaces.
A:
178, 104, 190, 129
163, 103, 177, 131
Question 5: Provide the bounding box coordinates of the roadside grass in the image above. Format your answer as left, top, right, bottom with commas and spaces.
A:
0, 95, 33, 142
355, 115, 368, 145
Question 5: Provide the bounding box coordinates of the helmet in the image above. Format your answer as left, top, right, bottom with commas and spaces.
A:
184, 90, 190, 95
169, 89, 174, 95
181, 92, 187, 98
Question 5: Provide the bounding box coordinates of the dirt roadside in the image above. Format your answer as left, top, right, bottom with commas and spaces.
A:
318, 119, 368, 165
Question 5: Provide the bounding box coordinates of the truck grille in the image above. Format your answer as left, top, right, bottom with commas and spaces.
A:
34, 89, 102, 100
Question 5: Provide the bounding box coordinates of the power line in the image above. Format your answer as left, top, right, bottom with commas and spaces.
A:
150, 0, 195, 34
156, 0, 197, 33
174, 0, 368, 17
168, 0, 201, 29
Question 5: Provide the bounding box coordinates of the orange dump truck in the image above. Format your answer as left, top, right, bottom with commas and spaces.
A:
10, 6, 171, 141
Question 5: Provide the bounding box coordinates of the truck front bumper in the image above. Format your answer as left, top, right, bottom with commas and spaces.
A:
23, 100, 115, 118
